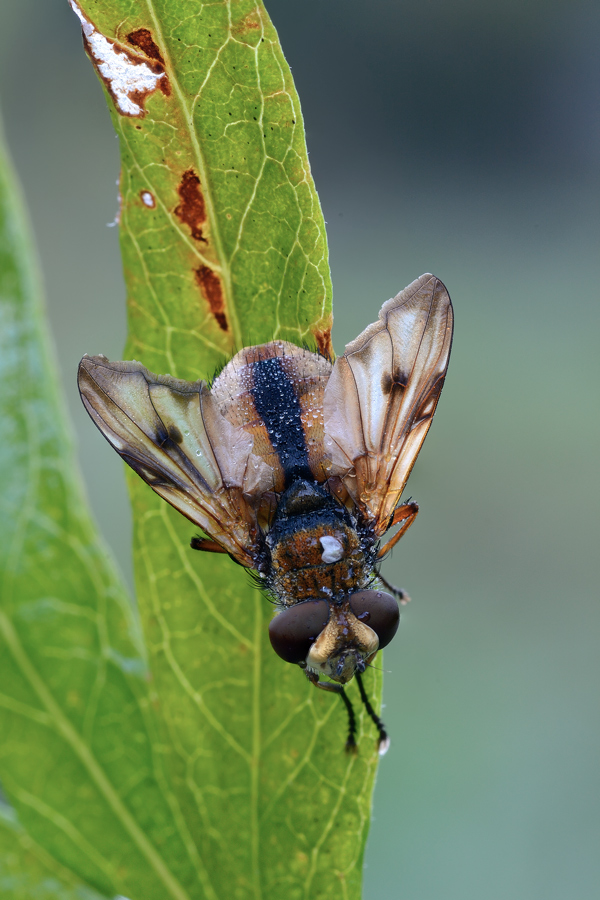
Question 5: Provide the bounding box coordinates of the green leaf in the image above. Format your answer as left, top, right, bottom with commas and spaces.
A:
69, 0, 333, 369
0, 0, 383, 895
0, 118, 215, 899
0, 802, 110, 899
88, 0, 382, 894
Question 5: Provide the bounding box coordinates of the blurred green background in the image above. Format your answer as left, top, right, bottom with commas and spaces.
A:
1, 1, 598, 898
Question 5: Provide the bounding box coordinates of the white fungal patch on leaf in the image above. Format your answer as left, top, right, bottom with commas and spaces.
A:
68, 0, 165, 117
107, 178, 122, 227
141, 191, 155, 208
319, 535, 344, 564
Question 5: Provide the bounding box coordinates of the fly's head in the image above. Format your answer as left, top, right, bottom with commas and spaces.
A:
268, 589, 400, 683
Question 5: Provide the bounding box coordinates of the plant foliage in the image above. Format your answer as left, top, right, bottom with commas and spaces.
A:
0, 2, 382, 898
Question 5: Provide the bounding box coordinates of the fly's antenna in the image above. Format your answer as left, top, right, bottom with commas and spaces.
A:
339, 688, 358, 754
364, 660, 390, 674
355, 671, 390, 755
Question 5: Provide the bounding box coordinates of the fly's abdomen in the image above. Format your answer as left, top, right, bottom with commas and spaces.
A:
210, 341, 332, 492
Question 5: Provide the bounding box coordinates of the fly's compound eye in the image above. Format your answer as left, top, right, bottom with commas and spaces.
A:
268, 600, 330, 664
349, 590, 400, 650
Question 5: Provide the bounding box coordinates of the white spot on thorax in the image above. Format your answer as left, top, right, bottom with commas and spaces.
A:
320, 535, 344, 564
69, 1, 165, 117
141, 191, 155, 207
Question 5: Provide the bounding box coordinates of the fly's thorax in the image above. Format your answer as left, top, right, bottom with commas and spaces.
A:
268, 524, 369, 603
265, 479, 375, 604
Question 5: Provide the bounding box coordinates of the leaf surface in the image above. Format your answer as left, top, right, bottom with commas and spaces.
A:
69, 0, 333, 371
0, 0, 384, 897
0, 802, 110, 900
0, 118, 214, 900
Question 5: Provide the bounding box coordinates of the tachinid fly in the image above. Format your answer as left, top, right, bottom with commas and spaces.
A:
78, 273, 453, 753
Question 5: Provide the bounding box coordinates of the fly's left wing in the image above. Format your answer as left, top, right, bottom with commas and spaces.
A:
78, 356, 271, 566
323, 274, 453, 534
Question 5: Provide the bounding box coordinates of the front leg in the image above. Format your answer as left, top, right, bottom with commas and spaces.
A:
356, 672, 390, 755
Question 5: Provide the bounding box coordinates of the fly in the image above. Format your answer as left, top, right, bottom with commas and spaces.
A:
78, 273, 453, 753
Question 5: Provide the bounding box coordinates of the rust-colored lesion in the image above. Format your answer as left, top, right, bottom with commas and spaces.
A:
232, 10, 262, 39
126, 27, 171, 96
194, 266, 228, 332
127, 28, 165, 64
175, 170, 208, 244
311, 316, 334, 359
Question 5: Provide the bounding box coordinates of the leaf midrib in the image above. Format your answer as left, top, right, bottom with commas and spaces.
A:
143, 0, 243, 349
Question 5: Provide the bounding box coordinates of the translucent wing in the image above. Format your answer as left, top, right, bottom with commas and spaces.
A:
78, 356, 271, 566
323, 274, 453, 534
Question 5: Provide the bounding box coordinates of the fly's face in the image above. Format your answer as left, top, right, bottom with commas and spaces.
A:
267, 593, 381, 682
303, 598, 382, 682
78, 274, 453, 753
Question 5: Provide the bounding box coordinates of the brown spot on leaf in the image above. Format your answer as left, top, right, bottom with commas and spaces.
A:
194, 266, 228, 332
311, 318, 333, 359
127, 28, 164, 63
175, 170, 208, 243
232, 10, 262, 40
242, 13, 261, 29
127, 27, 171, 96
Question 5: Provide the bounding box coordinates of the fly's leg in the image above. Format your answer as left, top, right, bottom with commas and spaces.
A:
377, 501, 419, 559
190, 537, 227, 553
375, 500, 419, 603
356, 671, 390, 755
339, 689, 358, 754
305, 670, 358, 753
190, 536, 246, 568
376, 570, 411, 605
